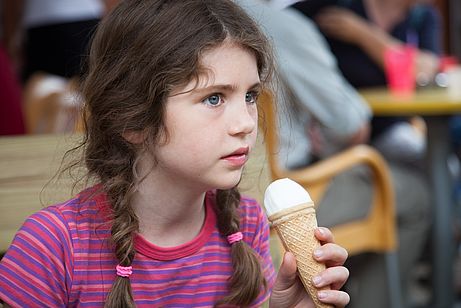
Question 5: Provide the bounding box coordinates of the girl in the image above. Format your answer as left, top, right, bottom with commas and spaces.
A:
0, 0, 349, 307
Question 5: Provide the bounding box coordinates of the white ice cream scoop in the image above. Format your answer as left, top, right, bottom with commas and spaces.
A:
264, 178, 312, 217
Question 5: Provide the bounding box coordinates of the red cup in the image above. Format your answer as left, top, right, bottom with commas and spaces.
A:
384, 45, 416, 97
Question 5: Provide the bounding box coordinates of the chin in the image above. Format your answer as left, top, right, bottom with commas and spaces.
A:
214, 172, 242, 191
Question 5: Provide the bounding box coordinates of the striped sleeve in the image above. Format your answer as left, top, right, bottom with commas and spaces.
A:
0, 207, 73, 307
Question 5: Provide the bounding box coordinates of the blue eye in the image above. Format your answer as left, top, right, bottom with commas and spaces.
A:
245, 91, 259, 104
203, 94, 222, 107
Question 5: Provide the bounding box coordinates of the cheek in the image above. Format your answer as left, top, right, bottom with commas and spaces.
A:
252, 107, 258, 126
250, 128, 258, 146
250, 107, 258, 138
165, 120, 216, 158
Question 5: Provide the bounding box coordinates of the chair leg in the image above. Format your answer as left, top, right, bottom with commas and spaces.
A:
386, 252, 403, 308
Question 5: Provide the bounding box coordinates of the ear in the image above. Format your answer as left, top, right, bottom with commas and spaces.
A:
122, 130, 146, 144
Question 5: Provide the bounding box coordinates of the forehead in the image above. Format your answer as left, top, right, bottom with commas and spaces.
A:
200, 42, 255, 65
198, 43, 259, 83
172, 42, 260, 95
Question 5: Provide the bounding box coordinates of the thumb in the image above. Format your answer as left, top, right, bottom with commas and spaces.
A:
274, 252, 298, 290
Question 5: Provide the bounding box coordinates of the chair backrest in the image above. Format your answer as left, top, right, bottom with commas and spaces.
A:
258, 90, 330, 201
23, 73, 83, 134
258, 90, 397, 256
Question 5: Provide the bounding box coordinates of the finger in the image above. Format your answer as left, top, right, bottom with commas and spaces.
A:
317, 290, 350, 307
313, 243, 348, 266
273, 252, 298, 290
314, 227, 334, 244
312, 266, 349, 290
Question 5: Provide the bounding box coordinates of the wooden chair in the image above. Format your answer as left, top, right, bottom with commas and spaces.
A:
23, 73, 83, 134
258, 90, 403, 307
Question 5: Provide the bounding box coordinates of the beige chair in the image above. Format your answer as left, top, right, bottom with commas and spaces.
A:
258, 90, 402, 307
23, 73, 83, 134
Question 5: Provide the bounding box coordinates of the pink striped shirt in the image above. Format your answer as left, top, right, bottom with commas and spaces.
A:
0, 186, 275, 307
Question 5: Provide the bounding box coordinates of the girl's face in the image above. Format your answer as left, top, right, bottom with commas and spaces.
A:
153, 43, 260, 191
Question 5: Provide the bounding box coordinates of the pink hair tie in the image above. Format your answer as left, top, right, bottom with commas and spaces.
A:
227, 231, 243, 245
116, 264, 133, 278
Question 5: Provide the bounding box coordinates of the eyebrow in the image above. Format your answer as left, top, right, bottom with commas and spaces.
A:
195, 82, 262, 94
170, 81, 262, 98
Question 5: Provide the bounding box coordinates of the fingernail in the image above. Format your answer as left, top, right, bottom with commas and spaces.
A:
313, 249, 323, 259
318, 291, 327, 299
317, 227, 325, 235
312, 276, 322, 286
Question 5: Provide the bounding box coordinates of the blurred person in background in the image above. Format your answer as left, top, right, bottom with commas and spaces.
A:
2, 0, 105, 82
236, 1, 431, 307
291, 0, 442, 166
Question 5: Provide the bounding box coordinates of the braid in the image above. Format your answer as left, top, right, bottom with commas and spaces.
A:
215, 188, 267, 306
104, 181, 139, 308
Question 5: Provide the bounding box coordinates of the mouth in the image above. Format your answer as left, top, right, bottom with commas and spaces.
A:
221, 147, 250, 167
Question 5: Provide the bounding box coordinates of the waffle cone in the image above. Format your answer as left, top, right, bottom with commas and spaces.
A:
268, 202, 333, 308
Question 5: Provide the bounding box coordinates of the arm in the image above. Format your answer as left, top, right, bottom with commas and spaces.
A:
315, 7, 439, 79
309, 120, 370, 158
270, 227, 350, 307
101, 0, 119, 15
348, 124, 370, 146
316, 7, 399, 67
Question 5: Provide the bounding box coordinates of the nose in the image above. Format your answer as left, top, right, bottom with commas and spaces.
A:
228, 100, 257, 136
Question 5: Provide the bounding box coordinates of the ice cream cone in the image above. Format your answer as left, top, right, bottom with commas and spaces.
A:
268, 202, 333, 308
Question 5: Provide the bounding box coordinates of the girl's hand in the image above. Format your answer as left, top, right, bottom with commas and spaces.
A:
269, 227, 350, 307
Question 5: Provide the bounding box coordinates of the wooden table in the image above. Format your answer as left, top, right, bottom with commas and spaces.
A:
360, 87, 461, 308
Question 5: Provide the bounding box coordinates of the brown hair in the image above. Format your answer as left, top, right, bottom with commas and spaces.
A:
79, 0, 274, 306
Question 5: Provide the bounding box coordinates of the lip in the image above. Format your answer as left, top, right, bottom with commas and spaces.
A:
221, 146, 250, 167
